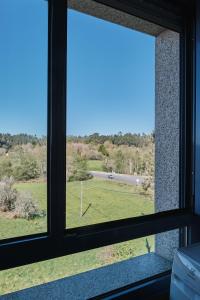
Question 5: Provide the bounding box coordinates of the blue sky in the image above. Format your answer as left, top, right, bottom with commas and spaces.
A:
0, 0, 48, 136
68, 10, 155, 136
0, 1, 155, 137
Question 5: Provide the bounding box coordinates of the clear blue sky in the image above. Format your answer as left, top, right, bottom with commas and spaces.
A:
68, 10, 155, 136
0, 0, 48, 137
0, 1, 155, 137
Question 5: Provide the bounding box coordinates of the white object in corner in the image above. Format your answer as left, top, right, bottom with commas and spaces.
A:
170, 243, 200, 300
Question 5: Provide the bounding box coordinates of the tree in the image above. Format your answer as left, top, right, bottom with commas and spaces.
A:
114, 150, 125, 173
102, 157, 114, 172
98, 144, 109, 157
68, 152, 92, 182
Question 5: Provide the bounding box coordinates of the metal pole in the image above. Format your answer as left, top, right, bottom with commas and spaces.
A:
80, 181, 83, 217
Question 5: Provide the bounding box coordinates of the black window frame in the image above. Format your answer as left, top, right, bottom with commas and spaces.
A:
0, 0, 198, 286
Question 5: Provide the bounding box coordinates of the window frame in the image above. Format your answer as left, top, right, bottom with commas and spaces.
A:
0, 0, 198, 277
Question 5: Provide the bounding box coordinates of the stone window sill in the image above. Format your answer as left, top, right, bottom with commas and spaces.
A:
1, 253, 172, 300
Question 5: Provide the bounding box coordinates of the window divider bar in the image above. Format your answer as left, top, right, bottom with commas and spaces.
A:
178, 8, 194, 216
64, 209, 199, 255
65, 209, 193, 235
0, 210, 198, 271
189, 0, 200, 244
47, 0, 67, 239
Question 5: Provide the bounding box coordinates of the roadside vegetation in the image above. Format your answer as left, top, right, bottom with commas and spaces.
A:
67, 132, 154, 177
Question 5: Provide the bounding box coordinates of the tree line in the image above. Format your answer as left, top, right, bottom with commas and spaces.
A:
67, 132, 154, 147
0, 133, 154, 186
0, 133, 46, 150
0, 132, 154, 150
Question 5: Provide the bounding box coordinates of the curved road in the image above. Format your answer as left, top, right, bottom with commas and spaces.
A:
89, 171, 145, 185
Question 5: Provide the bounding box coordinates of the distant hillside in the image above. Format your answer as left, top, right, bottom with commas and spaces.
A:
0, 132, 154, 150
67, 132, 154, 147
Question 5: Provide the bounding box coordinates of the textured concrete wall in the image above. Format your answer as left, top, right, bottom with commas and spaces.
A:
68, 0, 165, 36
155, 30, 180, 261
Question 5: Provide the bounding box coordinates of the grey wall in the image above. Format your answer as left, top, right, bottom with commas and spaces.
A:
155, 30, 180, 261
68, 0, 164, 36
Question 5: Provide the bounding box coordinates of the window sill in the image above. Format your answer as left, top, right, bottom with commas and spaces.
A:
0, 253, 172, 300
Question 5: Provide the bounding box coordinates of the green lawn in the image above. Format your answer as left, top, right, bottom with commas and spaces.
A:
66, 178, 154, 228
0, 179, 154, 295
88, 160, 103, 171
0, 182, 47, 240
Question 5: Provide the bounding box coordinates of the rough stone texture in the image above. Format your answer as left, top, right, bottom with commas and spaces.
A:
155, 30, 180, 261
0, 253, 171, 300
68, 0, 165, 36
156, 229, 180, 262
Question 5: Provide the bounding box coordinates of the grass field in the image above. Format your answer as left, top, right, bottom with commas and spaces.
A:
66, 178, 154, 228
88, 160, 103, 171
0, 178, 154, 295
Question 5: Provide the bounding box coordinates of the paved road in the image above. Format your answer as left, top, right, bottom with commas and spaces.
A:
89, 171, 145, 185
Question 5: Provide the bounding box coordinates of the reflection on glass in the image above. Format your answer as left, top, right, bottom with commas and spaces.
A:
0, 0, 48, 239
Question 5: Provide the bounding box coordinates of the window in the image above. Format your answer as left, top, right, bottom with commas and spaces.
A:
0, 0, 196, 297
0, 0, 48, 239
66, 5, 180, 229
67, 8, 156, 228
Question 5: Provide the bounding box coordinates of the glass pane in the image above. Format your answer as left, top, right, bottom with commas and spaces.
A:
0, 229, 180, 296
0, 0, 48, 239
66, 4, 180, 228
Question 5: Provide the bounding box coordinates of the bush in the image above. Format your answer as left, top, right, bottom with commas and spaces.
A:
141, 176, 153, 194
0, 159, 13, 179
115, 244, 135, 259
0, 177, 18, 211
0, 177, 41, 219
13, 156, 40, 181
14, 191, 40, 220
